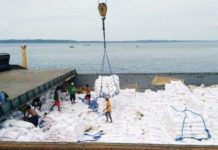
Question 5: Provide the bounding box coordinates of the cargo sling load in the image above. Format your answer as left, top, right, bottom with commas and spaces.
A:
95, 0, 120, 98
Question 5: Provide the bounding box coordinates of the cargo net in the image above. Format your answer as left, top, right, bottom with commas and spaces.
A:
95, 75, 120, 98
171, 106, 211, 141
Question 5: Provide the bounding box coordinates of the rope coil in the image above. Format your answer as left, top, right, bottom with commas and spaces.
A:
171, 106, 211, 141
77, 131, 105, 143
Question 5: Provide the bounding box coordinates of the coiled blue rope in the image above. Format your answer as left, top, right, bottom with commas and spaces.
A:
171, 106, 211, 141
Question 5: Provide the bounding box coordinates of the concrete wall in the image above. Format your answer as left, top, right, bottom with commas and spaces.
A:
73, 73, 218, 92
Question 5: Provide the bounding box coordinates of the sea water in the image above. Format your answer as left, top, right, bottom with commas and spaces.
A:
0, 42, 218, 73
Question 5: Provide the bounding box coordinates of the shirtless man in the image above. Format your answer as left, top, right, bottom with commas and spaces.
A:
24, 105, 39, 127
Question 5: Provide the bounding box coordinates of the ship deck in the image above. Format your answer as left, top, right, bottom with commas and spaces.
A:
0, 69, 76, 120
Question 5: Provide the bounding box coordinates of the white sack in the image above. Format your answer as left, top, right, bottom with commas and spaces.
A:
95, 75, 120, 98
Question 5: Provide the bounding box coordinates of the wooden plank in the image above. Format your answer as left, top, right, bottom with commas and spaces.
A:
0, 142, 217, 150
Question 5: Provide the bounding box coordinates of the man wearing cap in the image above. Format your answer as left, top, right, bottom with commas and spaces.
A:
67, 82, 77, 104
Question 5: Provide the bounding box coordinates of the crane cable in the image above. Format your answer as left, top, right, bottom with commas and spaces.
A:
98, 1, 111, 75
97, 1, 119, 98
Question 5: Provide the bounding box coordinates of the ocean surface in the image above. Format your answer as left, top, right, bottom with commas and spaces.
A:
0, 42, 218, 73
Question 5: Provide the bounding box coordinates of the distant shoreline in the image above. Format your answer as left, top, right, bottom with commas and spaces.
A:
0, 39, 217, 44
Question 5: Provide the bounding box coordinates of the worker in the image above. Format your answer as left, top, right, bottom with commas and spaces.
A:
23, 105, 39, 127
31, 97, 42, 111
0, 91, 8, 105
84, 84, 91, 104
104, 97, 112, 123
67, 82, 77, 104
50, 86, 61, 111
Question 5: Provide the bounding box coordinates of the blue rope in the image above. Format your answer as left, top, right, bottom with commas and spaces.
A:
77, 131, 105, 143
100, 51, 106, 75
171, 106, 211, 141
79, 97, 89, 105
99, 49, 120, 98
88, 99, 99, 112
79, 97, 105, 116
89, 98, 105, 116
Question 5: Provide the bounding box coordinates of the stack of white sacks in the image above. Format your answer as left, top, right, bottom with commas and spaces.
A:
94, 75, 120, 98
0, 119, 35, 141
1, 80, 218, 144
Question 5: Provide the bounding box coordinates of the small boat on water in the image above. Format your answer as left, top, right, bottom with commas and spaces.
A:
69, 46, 74, 48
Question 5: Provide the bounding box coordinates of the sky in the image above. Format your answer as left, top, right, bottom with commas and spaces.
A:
0, 0, 218, 41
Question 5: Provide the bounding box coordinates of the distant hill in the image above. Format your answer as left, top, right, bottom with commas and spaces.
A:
0, 39, 77, 43
0, 39, 217, 43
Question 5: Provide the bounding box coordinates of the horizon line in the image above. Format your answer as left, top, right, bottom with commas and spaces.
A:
0, 39, 218, 43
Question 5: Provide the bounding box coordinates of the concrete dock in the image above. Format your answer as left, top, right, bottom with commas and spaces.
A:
0, 69, 76, 119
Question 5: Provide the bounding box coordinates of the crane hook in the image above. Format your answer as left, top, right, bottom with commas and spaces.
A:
98, 2, 107, 19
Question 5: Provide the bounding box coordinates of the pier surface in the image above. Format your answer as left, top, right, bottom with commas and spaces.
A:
0, 69, 76, 119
